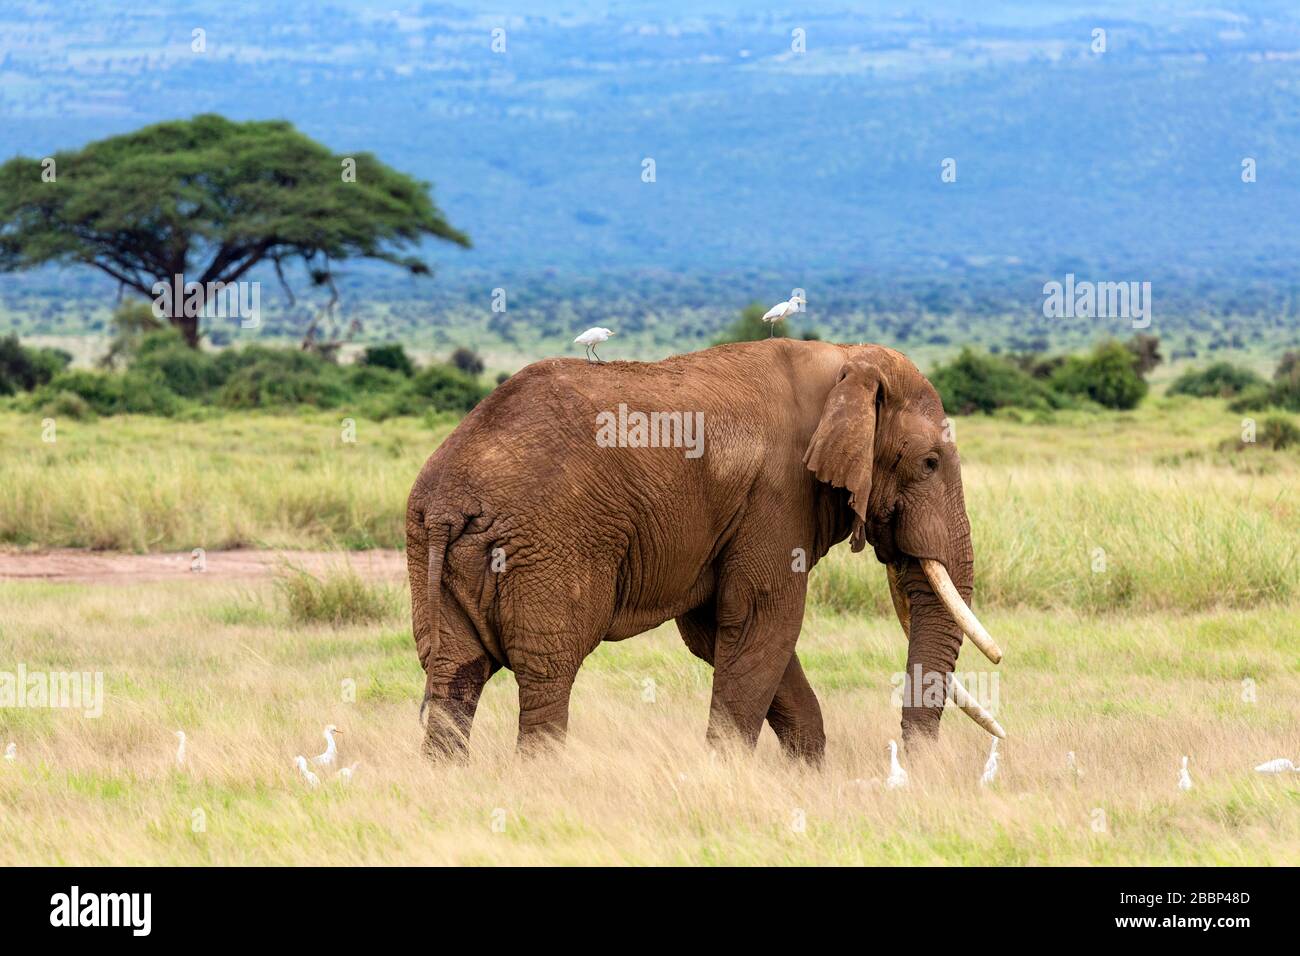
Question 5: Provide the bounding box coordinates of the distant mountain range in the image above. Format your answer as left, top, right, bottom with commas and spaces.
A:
3, 1, 1299, 355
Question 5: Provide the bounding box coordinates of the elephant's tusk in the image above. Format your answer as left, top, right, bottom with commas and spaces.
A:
920, 559, 1004, 665
886, 563, 1005, 738
947, 673, 1006, 740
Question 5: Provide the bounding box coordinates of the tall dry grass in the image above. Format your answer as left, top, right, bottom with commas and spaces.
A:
0, 578, 1297, 865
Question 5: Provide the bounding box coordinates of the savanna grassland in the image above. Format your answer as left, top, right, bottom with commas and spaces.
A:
0, 398, 1298, 865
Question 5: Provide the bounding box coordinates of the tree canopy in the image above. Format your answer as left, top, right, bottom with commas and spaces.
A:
0, 114, 469, 346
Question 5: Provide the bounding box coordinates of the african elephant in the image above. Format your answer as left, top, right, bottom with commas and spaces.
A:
406, 338, 1003, 762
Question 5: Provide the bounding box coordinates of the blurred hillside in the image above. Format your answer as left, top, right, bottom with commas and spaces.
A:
2, 1, 1299, 358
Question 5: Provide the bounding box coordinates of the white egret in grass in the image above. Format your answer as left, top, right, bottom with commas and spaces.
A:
1177, 755, 1193, 791
1066, 750, 1083, 783
174, 730, 186, 766
1254, 758, 1298, 774
885, 739, 908, 790
311, 725, 341, 767
339, 762, 360, 784
761, 294, 804, 336
3, 742, 14, 763
574, 327, 614, 363
294, 755, 320, 789
979, 737, 1000, 787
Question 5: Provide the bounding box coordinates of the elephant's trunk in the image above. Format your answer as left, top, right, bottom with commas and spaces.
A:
898, 560, 967, 744
889, 477, 1006, 743
887, 560, 1005, 740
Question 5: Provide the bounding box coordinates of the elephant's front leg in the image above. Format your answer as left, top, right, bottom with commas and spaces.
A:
763, 653, 825, 764
706, 589, 806, 752
678, 604, 824, 763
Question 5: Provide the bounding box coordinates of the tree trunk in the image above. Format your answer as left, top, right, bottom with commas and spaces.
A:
175, 314, 200, 348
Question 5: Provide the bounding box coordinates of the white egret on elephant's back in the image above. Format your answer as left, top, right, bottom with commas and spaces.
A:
574, 327, 614, 362
761, 294, 804, 336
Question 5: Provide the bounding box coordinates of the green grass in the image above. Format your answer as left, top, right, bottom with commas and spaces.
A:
273, 563, 402, 627
2, 400, 1297, 613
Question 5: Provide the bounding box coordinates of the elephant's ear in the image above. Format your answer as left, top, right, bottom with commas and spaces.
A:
803, 356, 881, 549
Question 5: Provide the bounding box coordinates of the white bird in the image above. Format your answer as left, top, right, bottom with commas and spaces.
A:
1066, 750, 1084, 783
174, 730, 186, 766
761, 293, 805, 336
3, 742, 14, 763
1254, 758, 1299, 774
573, 327, 614, 363
979, 737, 1000, 787
294, 755, 320, 789
885, 739, 908, 790
1177, 755, 1193, 791
338, 762, 360, 784
311, 725, 341, 767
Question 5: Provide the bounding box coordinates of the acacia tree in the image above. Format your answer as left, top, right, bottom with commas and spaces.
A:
0, 114, 469, 347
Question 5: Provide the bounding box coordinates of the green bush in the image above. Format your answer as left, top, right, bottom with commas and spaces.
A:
1049, 340, 1148, 410
100, 301, 165, 369
20, 337, 492, 419
0, 334, 72, 394
360, 343, 415, 377
216, 346, 351, 409
410, 363, 489, 413
1168, 362, 1264, 398
1228, 354, 1300, 413
449, 347, 485, 377
130, 331, 224, 398
1260, 416, 1300, 450
38, 390, 96, 421
274, 563, 401, 626
345, 363, 408, 394
930, 348, 1053, 414
33, 368, 183, 416
1269, 352, 1300, 412
1008, 352, 1065, 380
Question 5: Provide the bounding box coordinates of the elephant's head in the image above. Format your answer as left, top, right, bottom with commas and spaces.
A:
804, 345, 1004, 744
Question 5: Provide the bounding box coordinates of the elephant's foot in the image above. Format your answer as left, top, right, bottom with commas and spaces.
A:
421, 698, 477, 762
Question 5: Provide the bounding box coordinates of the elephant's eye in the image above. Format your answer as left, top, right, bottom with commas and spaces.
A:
922, 456, 940, 475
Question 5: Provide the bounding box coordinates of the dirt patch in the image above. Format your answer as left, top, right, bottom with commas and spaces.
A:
0, 549, 407, 585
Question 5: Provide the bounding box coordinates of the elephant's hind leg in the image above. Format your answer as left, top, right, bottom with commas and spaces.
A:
500, 563, 614, 755
422, 606, 498, 760
511, 643, 588, 756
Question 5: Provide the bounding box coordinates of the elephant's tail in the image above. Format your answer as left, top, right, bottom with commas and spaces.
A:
409, 511, 460, 726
